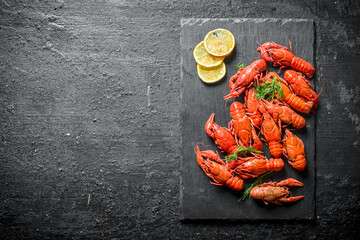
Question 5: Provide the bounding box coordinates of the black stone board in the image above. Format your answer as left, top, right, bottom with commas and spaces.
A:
180, 18, 315, 220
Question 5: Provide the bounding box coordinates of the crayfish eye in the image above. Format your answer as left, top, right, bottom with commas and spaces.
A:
233, 79, 237, 83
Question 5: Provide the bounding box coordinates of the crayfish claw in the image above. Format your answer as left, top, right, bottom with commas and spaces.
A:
278, 178, 303, 187
279, 195, 304, 203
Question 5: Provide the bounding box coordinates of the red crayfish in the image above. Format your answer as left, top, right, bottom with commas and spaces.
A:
261, 112, 283, 158
245, 87, 263, 128
283, 129, 307, 171
262, 72, 314, 114
259, 99, 306, 130
229, 101, 262, 151
284, 70, 319, 109
250, 178, 304, 205
231, 155, 284, 179
195, 145, 244, 191
224, 59, 267, 100
258, 41, 315, 78
205, 113, 238, 154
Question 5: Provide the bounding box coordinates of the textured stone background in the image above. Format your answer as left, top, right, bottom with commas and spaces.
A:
0, 0, 359, 239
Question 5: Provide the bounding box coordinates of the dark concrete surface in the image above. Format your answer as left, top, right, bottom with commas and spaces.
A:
0, 0, 359, 239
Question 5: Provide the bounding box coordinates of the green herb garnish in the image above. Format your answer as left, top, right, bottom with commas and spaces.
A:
238, 171, 273, 201
235, 63, 245, 69
254, 75, 284, 101
226, 146, 263, 162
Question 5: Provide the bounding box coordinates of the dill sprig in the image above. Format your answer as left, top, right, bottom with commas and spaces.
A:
254, 75, 284, 101
235, 63, 245, 69
226, 146, 263, 162
238, 171, 273, 201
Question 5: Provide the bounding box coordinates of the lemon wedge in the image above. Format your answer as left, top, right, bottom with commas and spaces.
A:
193, 41, 224, 68
204, 29, 235, 58
197, 62, 226, 84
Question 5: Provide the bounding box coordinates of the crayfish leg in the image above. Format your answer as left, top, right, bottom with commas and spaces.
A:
224, 87, 246, 100
278, 65, 287, 74
210, 181, 223, 186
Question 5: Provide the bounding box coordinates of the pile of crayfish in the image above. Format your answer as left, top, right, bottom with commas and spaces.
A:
195, 41, 322, 205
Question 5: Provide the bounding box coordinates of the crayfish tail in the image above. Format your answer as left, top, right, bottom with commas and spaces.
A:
267, 158, 284, 172
291, 114, 306, 129
226, 176, 244, 191
290, 155, 307, 171
291, 56, 315, 79
284, 94, 311, 114
269, 141, 283, 158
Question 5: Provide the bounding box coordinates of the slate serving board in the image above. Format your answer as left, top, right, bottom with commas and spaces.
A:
180, 18, 315, 220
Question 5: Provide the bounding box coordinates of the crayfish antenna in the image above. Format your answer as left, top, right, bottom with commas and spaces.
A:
256, 41, 262, 50
317, 77, 326, 97
288, 40, 293, 53
224, 98, 229, 107
195, 142, 210, 149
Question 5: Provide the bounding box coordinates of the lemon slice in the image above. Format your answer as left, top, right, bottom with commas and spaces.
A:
204, 29, 235, 58
193, 41, 224, 68
197, 62, 226, 84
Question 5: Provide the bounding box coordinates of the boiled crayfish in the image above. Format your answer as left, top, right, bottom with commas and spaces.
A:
232, 155, 284, 179
259, 99, 306, 130
258, 41, 315, 78
250, 178, 304, 205
261, 72, 314, 114
224, 59, 267, 100
245, 87, 263, 128
261, 112, 283, 158
229, 101, 262, 151
229, 101, 252, 147
195, 145, 244, 191
205, 113, 238, 154
283, 129, 307, 171
284, 70, 319, 109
